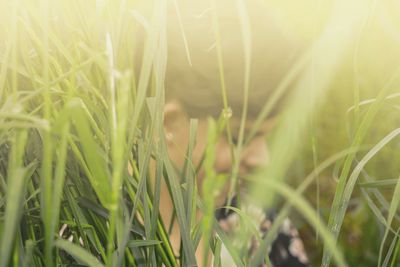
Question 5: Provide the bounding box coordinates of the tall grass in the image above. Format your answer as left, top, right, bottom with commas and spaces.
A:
0, 0, 399, 267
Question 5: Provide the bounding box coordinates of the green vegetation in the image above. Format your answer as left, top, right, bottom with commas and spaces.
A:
0, 0, 399, 266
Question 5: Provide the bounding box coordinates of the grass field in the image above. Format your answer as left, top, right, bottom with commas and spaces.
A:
0, 0, 399, 266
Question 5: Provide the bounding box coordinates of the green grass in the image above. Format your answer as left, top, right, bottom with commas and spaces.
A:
1, 0, 400, 266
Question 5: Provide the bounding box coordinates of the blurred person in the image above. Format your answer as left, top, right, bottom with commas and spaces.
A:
157, 0, 309, 266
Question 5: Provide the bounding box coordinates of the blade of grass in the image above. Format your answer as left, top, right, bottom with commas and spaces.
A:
352, 0, 379, 128
70, 99, 111, 207
22, 240, 35, 267
378, 172, 400, 266
201, 118, 228, 267
39, 0, 54, 265
360, 170, 400, 222
389, 233, 400, 267
49, 101, 71, 257
162, 139, 197, 266
382, 229, 399, 267
358, 178, 399, 188
171, 0, 192, 66
182, 119, 198, 227
0, 131, 29, 267
55, 239, 105, 267
0, 167, 28, 267
0, 35, 11, 103
226, 0, 252, 209
360, 189, 399, 236
325, 128, 400, 267
127, 240, 163, 248
212, 237, 222, 267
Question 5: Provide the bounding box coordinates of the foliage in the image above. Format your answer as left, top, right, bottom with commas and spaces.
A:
0, 0, 399, 266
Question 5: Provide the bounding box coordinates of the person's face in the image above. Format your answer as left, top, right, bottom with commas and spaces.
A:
164, 101, 274, 203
